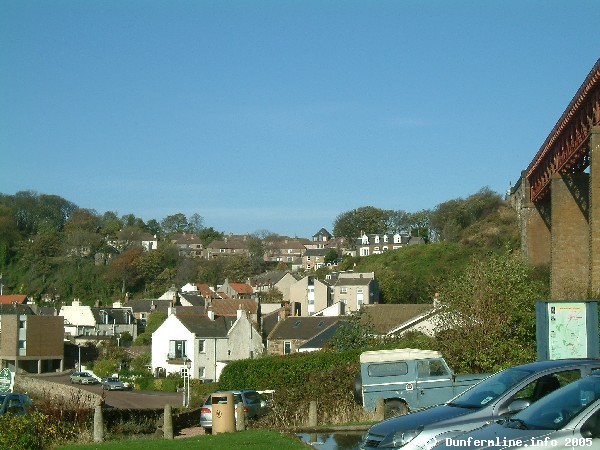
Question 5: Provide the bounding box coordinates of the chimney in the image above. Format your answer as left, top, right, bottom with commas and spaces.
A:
124, 292, 130, 304
278, 304, 290, 321
113, 301, 122, 308
207, 306, 215, 321
237, 304, 243, 320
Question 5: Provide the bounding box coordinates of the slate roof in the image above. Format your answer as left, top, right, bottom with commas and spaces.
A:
0, 304, 34, 315
251, 271, 298, 286
334, 277, 373, 287
268, 316, 340, 340
91, 307, 134, 325
360, 303, 435, 335
179, 293, 206, 307
176, 314, 236, 338
298, 320, 343, 350
126, 299, 172, 314
304, 248, 330, 257
260, 308, 285, 338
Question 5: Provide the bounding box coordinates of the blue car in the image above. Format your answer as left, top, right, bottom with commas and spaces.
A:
432, 373, 600, 449
0, 393, 33, 416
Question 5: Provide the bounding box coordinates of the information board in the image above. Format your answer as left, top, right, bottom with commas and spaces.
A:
536, 300, 599, 360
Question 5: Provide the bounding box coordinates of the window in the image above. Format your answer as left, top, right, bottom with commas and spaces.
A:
19, 320, 26, 329
340, 287, 348, 293
374, 235, 380, 243
360, 248, 370, 256
198, 367, 205, 378
418, 360, 449, 378
369, 362, 408, 377
198, 340, 205, 353
168, 340, 186, 359
284, 341, 292, 355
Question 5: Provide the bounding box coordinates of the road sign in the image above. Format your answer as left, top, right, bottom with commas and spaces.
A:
0, 368, 13, 393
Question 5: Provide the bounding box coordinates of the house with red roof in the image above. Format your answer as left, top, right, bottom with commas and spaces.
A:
218, 279, 253, 299
0, 295, 30, 305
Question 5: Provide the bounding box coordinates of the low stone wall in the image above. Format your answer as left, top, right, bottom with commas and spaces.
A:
15, 373, 103, 408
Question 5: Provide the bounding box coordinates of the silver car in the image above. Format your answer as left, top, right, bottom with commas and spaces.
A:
70, 371, 98, 385
431, 374, 600, 449
199, 389, 268, 432
101, 377, 126, 391
360, 359, 600, 450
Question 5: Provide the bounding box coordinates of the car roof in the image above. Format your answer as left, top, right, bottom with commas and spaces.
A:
510, 358, 600, 372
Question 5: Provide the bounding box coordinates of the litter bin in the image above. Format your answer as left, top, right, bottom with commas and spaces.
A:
212, 392, 235, 434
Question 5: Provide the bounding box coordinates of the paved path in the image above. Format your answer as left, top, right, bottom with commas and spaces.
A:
49, 373, 184, 409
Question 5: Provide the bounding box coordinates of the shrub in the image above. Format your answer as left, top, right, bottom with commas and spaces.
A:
0, 412, 60, 449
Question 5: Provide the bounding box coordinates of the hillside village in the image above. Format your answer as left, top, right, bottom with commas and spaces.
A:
0, 227, 431, 382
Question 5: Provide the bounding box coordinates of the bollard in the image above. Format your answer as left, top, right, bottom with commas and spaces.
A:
236, 401, 245, 431
308, 400, 318, 427
93, 406, 104, 443
375, 397, 385, 421
163, 404, 174, 439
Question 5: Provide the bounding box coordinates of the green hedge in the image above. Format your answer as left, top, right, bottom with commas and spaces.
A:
218, 350, 361, 391
133, 376, 181, 392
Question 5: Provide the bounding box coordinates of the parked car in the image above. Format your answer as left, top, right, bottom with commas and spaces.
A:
354, 348, 489, 417
70, 371, 98, 385
101, 377, 126, 391
0, 393, 33, 416
431, 373, 600, 449
360, 359, 600, 450
200, 389, 269, 432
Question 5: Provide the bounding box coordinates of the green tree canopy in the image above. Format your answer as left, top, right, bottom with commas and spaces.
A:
435, 249, 546, 373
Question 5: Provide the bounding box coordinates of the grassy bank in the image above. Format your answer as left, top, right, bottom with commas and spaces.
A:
57, 429, 308, 449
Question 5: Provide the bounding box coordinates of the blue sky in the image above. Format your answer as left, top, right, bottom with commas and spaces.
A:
2, 1, 599, 238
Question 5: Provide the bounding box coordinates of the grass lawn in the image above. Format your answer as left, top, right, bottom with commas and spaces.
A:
57, 429, 309, 449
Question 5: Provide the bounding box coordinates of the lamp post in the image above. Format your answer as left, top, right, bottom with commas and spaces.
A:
183, 358, 191, 408
78, 345, 81, 372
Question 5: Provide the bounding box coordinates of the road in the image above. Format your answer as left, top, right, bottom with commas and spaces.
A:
50, 373, 184, 409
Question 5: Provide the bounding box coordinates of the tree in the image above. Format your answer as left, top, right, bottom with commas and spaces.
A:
197, 227, 224, 247
333, 206, 392, 244
324, 248, 339, 264
188, 213, 204, 233
429, 187, 503, 243
134, 311, 167, 345
106, 247, 143, 293
99, 211, 123, 238
160, 213, 189, 235
327, 310, 375, 352
435, 250, 545, 373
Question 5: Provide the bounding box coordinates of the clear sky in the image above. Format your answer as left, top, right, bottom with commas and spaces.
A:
2, 1, 599, 238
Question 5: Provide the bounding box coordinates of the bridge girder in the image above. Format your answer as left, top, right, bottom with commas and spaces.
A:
526, 59, 600, 203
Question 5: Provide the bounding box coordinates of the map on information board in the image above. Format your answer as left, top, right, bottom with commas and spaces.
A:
548, 302, 587, 359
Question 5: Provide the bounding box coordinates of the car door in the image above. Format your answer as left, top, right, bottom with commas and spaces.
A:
415, 359, 454, 408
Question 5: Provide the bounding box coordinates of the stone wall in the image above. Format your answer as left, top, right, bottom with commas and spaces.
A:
14, 374, 103, 408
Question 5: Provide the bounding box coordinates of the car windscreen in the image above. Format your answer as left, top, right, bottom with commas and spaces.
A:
508, 376, 600, 431
449, 367, 534, 408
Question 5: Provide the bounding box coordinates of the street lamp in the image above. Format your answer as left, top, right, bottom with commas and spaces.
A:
183, 358, 191, 408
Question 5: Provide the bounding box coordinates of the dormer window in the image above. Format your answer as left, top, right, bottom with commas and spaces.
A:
374, 235, 380, 244
383, 235, 389, 243
362, 234, 369, 245
394, 233, 402, 244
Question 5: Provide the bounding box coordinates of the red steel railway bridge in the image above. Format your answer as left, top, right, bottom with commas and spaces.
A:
509, 58, 600, 299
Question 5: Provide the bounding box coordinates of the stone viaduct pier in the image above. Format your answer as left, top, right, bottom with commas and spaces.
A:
509, 58, 600, 299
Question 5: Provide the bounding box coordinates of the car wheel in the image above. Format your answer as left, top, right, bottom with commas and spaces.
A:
384, 400, 408, 419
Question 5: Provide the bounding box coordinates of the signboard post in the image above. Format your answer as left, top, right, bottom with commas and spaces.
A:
0, 368, 14, 393
536, 300, 599, 360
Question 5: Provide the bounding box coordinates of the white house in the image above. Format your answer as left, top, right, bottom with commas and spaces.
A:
59, 299, 97, 337
151, 308, 263, 381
